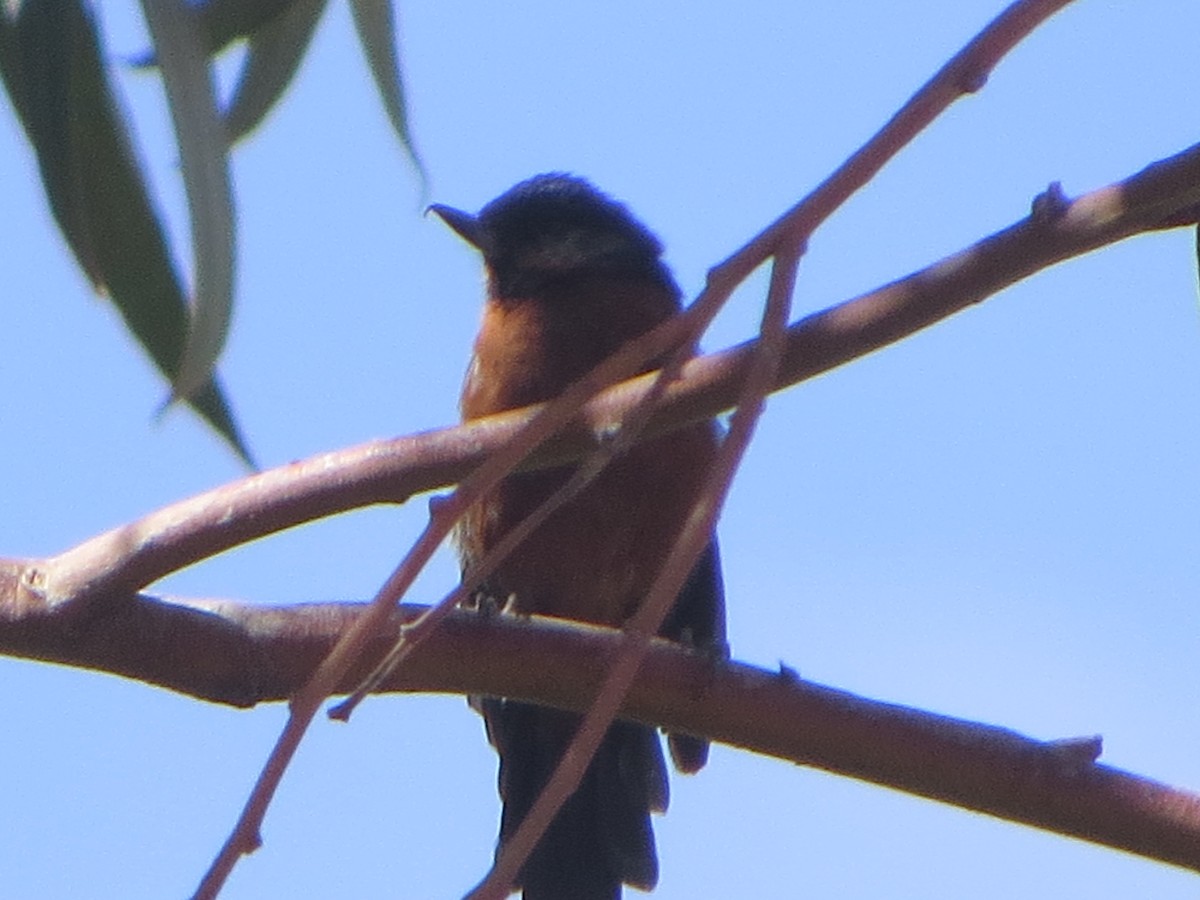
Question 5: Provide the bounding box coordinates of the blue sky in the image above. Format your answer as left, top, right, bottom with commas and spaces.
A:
3, 1, 1200, 897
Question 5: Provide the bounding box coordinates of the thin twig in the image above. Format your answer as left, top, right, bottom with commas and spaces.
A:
710, 0, 1078, 286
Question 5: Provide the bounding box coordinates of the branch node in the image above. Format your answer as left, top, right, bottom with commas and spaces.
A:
1044, 734, 1104, 774
959, 67, 989, 94
1031, 180, 1070, 224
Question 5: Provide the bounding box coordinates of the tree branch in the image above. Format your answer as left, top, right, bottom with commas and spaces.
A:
7, 139, 1199, 894
20, 139, 1200, 619
4, 571, 1198, 874
200, 4, 1102, 889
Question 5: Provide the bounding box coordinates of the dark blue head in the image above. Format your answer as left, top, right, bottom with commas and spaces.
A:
430, 174, 670, 296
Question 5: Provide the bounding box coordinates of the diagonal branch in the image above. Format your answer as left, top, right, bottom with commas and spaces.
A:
21, 138, 1200, 619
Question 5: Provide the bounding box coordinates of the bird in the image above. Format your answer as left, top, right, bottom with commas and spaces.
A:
431, 173, 727, 899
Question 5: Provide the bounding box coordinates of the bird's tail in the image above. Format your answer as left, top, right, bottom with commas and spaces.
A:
484, 700, 670, 900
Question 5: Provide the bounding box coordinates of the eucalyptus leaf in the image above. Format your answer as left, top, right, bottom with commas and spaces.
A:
192, 0, 295, 56
140, 0, 236, 404
223, 0, 327, 144
349, 0, 426, 191
0, 0, 253, 464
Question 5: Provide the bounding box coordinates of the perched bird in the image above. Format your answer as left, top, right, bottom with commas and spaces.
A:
432, 174, 726, 899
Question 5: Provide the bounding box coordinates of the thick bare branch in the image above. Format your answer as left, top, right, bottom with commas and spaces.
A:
4, 569, 1198, 874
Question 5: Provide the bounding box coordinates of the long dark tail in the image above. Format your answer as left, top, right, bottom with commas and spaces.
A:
484, 700, 669, 899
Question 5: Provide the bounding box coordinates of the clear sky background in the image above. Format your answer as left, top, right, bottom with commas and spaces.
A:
4, 1, 1200, 897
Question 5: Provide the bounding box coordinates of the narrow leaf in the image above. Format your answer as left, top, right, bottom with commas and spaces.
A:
348, 0, 426, 188
192, 0, 294, 55
139, 0, 236, 403
0, 0, 253, 464
223, 0, 327, 144
128, 0, 294, 67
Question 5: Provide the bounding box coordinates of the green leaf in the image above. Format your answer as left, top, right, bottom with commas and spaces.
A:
128, 0, 296, 67
139, 0, 236, 405
223, 0, 328, 144
192, 0, 296, 56
348, 0, 427, 192
0, 0, 254, 465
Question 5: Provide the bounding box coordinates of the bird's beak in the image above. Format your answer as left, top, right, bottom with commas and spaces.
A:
427, 203, 486, 251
